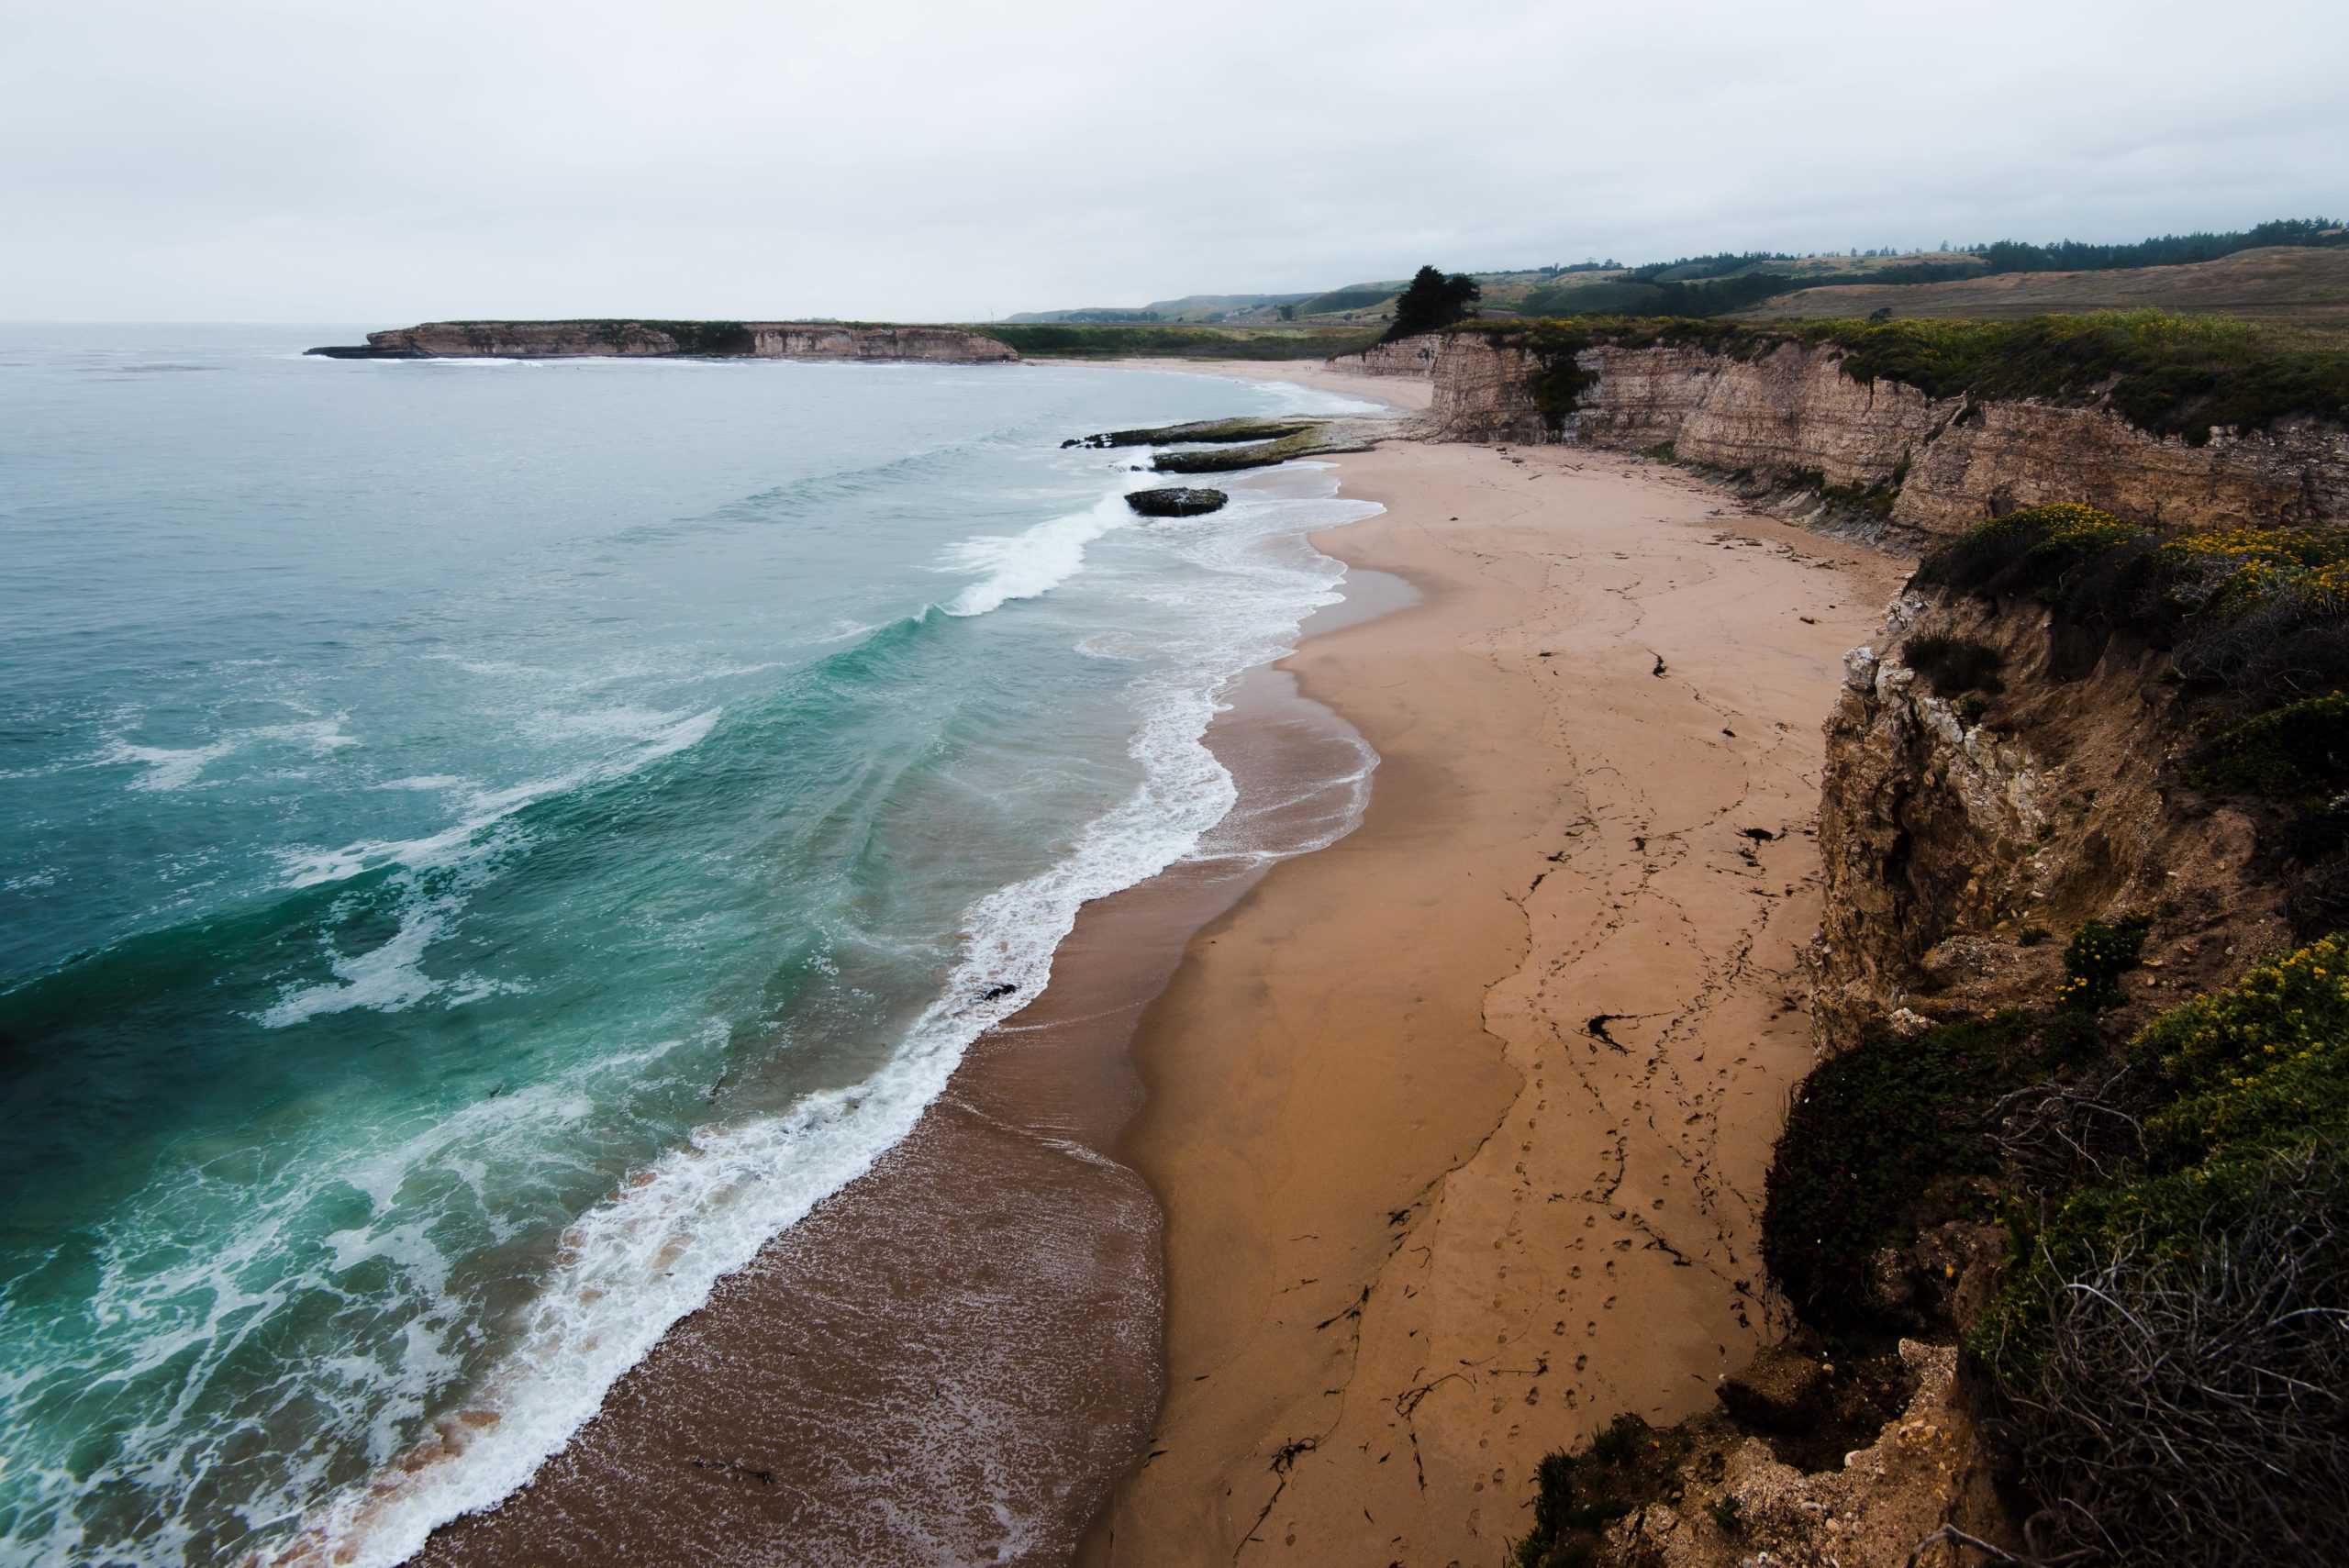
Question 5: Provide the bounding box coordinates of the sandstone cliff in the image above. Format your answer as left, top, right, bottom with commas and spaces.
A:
1323, 333, 1443, 378
1415, 334, 2349, 545
309, 320, 1019, 362
1809, 584, 2288, 1055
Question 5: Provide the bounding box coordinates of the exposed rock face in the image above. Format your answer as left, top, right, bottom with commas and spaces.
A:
1421, 334, 1551, 442
1604, 1342, 2005, 1568
743, 325, 1016, 362
1809, 585, 2288, 1053
1324, 333, 1443, 379
1421, 335, 2349, 542
313, 321, 1019, 362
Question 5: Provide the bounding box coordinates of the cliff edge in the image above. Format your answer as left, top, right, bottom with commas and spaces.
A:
1367, 322, 2349, 547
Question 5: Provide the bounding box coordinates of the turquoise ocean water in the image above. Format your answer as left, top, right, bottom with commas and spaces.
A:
0, 328, 1379, 1565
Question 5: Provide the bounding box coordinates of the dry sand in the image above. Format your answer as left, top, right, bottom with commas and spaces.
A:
1088, 439, 1905, 1565
382, 363, 1901, 1567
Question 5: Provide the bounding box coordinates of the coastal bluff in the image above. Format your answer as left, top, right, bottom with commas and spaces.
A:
1341, 328, 2349, 544
306, 320, 1018, 362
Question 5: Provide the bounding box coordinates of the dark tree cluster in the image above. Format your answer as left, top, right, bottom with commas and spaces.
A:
1386, 265, 1482, 339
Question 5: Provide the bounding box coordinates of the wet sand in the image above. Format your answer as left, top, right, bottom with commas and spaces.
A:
390, 473, 1408, 1568
1088, 440, 1904, 1564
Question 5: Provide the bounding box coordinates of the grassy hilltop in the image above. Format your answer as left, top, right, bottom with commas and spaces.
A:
1003, 218, 2349, 350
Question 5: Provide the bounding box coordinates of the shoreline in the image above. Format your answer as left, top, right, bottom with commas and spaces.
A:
371, 361, 1901, 1566
383, 395, 1414, 1566
1090, 439, 1904, 1562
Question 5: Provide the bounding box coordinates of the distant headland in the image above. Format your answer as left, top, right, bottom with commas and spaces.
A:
306, 319, 1019, 362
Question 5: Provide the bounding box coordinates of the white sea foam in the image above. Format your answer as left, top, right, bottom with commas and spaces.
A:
255, 717, 360, 753
255, 707, 721, 1034
939, 487, 1137, 617
269, 708, 719, 893
100, 738, 236, 792
291, 463, 1385, 1568
259, 897, 451, 1028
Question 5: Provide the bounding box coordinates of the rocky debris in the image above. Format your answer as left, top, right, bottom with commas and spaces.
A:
1603, 1341, 2009, 1568
1715, 1344, 1831, 1434
1124, 486, 1227, 518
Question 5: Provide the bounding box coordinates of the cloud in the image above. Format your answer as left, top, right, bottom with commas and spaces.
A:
2, 0, 2343, 320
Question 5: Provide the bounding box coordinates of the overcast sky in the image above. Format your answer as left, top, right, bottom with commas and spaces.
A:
3, 0, 2343, 323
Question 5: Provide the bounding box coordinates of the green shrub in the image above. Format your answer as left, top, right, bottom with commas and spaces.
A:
2056, 914, 2152, 1012
1513, 1417, 1652, 1568
2195, 692, 2349, 797
1916, 504, 2143, 603
2151, 527, 2349, 620
1764, 1014, 2046, 1324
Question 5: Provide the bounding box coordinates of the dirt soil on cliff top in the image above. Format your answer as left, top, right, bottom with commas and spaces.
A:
1088, 444, 1906, 1566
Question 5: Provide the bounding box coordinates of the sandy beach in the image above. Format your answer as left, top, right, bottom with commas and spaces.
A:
1088, 436, 1903, 1564
388, 368, 1903, 1568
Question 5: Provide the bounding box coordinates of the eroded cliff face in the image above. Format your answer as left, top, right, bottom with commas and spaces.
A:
355, 321, 1019, 362
1420, 334, 1550, 442
1419, 335, 2349, 543
1809, 585, 2288, 1054
1323, 333, 1443, 378
742, 325, 1017, 362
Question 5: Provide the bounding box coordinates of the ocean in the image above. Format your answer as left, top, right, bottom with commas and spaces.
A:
0, 327, 1382, 1565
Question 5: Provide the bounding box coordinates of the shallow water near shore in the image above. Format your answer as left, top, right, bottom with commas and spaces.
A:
0, 328, 1382, 1565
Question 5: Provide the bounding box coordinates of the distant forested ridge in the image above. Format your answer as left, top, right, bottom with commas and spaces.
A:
1970, 217, 2347, 273
1516, 218, 2347, 321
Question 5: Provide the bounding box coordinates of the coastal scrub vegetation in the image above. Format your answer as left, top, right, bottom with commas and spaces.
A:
1553, 927, 2349, 1567
1461, 312, 2349, 443
1972, 935, 2349, 1566
1764, 915, 2149, 1327
970, 322, 1375, 360
1763, 1012, 2044, 1325
1764, 919, 2349, 1562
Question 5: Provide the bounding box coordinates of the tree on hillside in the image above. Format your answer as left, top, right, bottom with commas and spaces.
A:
1387, 265, 1481, 339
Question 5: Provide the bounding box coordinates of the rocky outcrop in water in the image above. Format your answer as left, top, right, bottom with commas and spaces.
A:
1125, 486, 1227, 517
1417, 334, 2349, 543
1064, 418, 1319, 450
306, 321, 1019, 362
